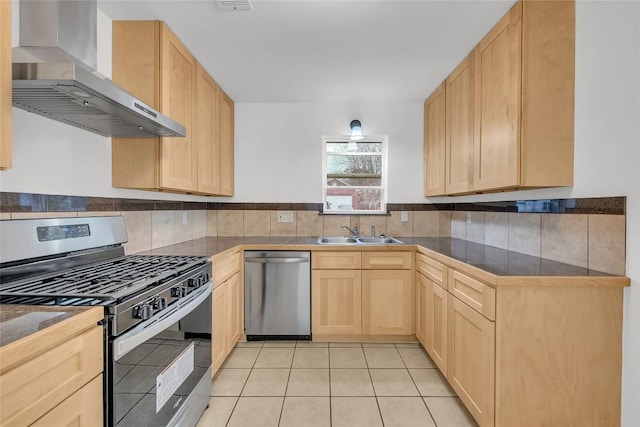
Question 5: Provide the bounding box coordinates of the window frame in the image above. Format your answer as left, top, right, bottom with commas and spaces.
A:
321, 135, 389, 215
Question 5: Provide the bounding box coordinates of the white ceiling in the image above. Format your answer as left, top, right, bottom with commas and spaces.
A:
98, 0, 517, 103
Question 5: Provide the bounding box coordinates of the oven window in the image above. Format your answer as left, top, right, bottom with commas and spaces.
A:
112, 294, 211, 426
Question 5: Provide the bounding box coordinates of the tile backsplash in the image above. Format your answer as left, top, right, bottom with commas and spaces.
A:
1, 200, 626, 276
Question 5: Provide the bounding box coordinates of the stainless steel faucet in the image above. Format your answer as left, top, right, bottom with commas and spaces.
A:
371, 225, 376, 237
341, 224, 359, 237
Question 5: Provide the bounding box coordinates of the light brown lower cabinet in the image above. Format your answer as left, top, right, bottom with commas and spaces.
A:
416, 272, 448, 375
311, 269, 362, 335
428, 276, 448, 374
447, 294, 495, 427
212, 283, 227, 374
311, 251, 413, 338
361, 269, 412, 335
31, 374, 103, 427
212, 271, 243, 376
415, 273, 428, 346
417, 251, 626, 427
0, 308, 104, 427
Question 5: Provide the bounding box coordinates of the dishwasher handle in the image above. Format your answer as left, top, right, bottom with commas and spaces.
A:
245, 257, 309, 264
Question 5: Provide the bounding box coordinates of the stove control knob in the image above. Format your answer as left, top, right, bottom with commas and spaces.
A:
133, 304, 152, 320
187, 278, 196, 288
204, 272, 210, 282
153, 297, 167, 310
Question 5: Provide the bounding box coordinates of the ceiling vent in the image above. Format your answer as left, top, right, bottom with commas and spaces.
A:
216, 0, 252, 11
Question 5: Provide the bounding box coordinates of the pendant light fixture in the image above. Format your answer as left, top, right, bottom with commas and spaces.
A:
348, 119, 363, 150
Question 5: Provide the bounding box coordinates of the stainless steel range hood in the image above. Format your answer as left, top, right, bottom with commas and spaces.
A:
12, 0, 186, 138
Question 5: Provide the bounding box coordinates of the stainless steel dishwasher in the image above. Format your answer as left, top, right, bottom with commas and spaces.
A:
244, 251, 311, 340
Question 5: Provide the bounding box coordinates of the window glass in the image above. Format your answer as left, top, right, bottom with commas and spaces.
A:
322, 137, 387, 214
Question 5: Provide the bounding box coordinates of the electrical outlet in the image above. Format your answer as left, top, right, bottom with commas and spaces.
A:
277, 211, 293, 223
401, 211, 409, 222
182, 212, 188, 225
466, 212, 471, 224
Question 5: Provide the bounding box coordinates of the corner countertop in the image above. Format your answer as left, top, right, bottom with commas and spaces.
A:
136, 237, 629, 283
0, 305, 100, 348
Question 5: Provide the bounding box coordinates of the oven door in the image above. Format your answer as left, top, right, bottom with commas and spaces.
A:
110, 283, 212, 427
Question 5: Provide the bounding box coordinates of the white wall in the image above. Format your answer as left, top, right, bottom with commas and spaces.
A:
232, 102, 423, 203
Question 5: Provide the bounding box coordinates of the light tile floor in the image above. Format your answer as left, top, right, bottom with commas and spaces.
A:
197, 341, 478, 427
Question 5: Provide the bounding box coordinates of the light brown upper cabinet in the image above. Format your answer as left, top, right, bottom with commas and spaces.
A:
445, 53, 474, 194
219, 92, 235, 196
475, 0, 575, 192
196, 65, 222, 194
112, 21, 234, 196
424, 0, 574, 196
424, 82, 446, 196
0, 0, 12, 170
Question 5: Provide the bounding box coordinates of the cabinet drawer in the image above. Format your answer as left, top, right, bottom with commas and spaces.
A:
0, 326, 103, 427
362, 252, 412, 270
214, 252, 241, 285
312, 252, 361, 269
448, 269, 496, 320
416, 253, 447, 286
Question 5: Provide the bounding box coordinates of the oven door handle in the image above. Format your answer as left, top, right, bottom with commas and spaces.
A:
113, 282, 212, 361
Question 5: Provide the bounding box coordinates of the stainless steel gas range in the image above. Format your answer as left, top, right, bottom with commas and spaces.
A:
0, 216, 212, 427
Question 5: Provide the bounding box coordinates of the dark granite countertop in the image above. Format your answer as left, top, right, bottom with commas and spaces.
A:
0, 305, 98, 347
404, 237, 613, 277
138, 237, 622, 278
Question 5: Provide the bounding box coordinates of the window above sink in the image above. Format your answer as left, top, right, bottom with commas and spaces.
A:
322, 136, 388, 215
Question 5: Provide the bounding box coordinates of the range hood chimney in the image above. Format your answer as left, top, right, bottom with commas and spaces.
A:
12, 0, 186, 138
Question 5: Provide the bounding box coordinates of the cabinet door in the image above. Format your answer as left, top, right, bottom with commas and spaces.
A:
311, 270, 362, 335
473, 2, 522, 192
362, 270, 412, 335
415, 273, 429, 348
0, 0, 12, 169
219, 92, 235, 196
31, 375, 102, 427
445, 53, 474, 194
212, 283, 227, 376
111, 20, 161, 190
448, 296, 495, 427
159, 23, 197, 192
428, 281, 448, 375
424, 82, 446, 196
196, 65, 222, 194
226, 273, 243, 349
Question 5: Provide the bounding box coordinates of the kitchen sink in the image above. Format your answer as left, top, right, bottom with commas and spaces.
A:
316, 236, 404, 245
356, 237, 404, 244
317, 237, 359, 244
